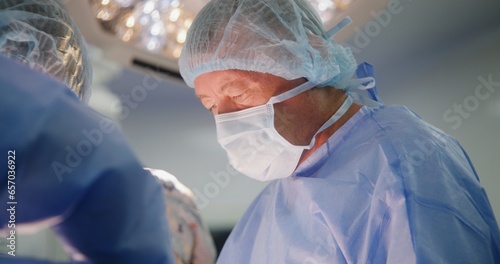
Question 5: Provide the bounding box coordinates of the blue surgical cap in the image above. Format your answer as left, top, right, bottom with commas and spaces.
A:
0, 0, 92, 102
179, 0, 357, 89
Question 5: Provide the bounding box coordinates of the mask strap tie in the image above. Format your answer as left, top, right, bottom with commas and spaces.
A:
345, 62, 383, 105
326, 16, 352, 38
356, 62, 381, 102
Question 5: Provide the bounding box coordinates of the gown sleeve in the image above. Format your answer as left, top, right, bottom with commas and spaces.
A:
0, 55, 175, 264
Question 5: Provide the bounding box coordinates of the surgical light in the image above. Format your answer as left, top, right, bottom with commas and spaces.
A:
89, 0, 194, 60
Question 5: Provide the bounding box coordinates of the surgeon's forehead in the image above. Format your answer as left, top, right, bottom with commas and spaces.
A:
195, 70, 256, 94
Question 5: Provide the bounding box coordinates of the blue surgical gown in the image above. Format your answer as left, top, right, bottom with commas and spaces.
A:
0, 55, 174, 264
217, 105, 500, 263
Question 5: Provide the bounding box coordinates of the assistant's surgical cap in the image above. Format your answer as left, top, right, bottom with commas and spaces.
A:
0, 0, 92, 102
179, 0, 357, 89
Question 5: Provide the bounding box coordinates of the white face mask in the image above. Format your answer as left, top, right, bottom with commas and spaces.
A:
215, 81, 353, 181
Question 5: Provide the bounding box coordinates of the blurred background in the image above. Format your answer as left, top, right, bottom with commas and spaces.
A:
64, 0, 500, 255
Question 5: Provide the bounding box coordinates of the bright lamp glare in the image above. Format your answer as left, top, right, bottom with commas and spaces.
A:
89, 0, 353, 60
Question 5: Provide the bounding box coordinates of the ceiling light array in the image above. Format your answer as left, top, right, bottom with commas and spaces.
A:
89, 0, 352, 60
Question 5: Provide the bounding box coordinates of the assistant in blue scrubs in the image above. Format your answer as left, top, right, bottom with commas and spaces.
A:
0, 54, 175, 264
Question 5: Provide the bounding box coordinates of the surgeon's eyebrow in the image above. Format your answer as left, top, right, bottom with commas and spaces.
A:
196, 79, 247, 100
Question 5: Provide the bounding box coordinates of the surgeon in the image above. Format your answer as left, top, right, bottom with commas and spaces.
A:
178, 0, 500, 263
0, 0, 210, 263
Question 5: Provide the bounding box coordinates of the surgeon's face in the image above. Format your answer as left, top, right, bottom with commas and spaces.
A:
194, 70, 320, 146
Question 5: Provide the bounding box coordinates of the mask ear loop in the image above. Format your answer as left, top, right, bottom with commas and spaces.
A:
267, 17, 356, 105
270, 18, 382, 107
268, 81, 317, 104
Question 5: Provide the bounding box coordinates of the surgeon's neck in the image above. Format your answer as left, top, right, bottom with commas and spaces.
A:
298, 92, 362, 165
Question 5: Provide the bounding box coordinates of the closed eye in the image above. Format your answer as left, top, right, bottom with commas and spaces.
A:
232, 92, 250, 102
